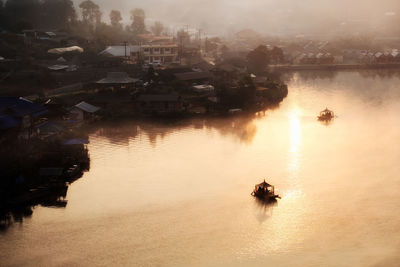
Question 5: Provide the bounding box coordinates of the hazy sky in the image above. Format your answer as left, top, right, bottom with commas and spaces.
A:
74, 0, 400, 36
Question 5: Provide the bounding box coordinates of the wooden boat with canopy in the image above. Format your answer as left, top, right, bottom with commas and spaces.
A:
251, 180, 281, 201
318, 108, 334, 121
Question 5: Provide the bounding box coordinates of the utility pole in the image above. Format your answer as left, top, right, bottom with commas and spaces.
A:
179, 32, 184, 64
198, 29, 202, 55
123, 41, 127, 58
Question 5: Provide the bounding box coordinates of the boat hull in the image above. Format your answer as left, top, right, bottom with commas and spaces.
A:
251, 191, 280, 201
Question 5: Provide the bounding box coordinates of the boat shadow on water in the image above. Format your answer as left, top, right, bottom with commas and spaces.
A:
253, 197, 278, 223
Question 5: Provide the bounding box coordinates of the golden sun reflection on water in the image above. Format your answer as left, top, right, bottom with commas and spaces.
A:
247, 108, 308, 256
288, 108, 302, 177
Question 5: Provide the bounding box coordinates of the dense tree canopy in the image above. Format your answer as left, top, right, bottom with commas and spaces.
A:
0, 0, 4, 29
247, 45, 270, 73
151, 21, 164, 36
79, 0, 102, 28
130, 8, 146, 35
41, 0, 76, 29
217, 74, 257, 108
109, 10, 122, 29
0, 0, 75, 31
4, 0, 41, 31
270, 46, 284, 64
0, 0, 168, 47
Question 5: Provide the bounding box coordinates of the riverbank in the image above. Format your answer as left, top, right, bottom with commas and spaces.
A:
269, 63, 400, 71
0, 138, 90, 221
52, 81, 288, 120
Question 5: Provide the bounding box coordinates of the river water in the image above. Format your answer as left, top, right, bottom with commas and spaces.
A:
1, 70, 400, 266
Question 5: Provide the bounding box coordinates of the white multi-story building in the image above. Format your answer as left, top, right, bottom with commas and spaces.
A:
141, 44, 179, 64
99, 38, 179, 65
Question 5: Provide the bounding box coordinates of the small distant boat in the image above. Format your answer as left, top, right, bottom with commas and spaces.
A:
251, 180, 281, 201
318, 108, 334, 121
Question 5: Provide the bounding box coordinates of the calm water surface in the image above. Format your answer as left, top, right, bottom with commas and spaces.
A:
1, 71, 400, 266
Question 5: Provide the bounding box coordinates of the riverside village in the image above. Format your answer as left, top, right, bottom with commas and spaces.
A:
2, 0, 400, 228
2, 1, 400, 266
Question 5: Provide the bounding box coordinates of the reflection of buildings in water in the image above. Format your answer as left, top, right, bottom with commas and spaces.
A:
290, 70, 338, 81
203, 116, 258, 144
93, 116, 260, 146
0, 142, 90, 232
0, 184, 69, 232
0, 206, 33, 232
91, 121, 140, 145
358, 69, 400, 79
288, 70, 400, 106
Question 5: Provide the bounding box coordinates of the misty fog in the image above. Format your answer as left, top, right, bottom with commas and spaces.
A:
78, 0, 400, 36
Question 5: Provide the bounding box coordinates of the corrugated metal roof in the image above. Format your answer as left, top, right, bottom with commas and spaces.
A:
37, 121, 65, 133
0, 97, 47, 117
74, 101, 100, 113
48, 64, 69, 71
96, 72, 139, 84
99, 45, 140, 57
47, 83, 83, 97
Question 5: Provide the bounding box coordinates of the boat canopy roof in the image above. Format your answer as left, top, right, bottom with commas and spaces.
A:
256, 179, 273, 188
320, 108, 333, 114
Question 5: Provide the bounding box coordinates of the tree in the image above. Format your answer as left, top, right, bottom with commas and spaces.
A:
4, 0, 41, 31
2, 0, 76, 31
0, 0, 4, 28
109, 10, 122, 29
130, 8, 145, 35
79, 0, 101, 29
150, 21, 163, 36
247, 45, 270, 73
41, 0, 76, 30
270, 46, 284, 64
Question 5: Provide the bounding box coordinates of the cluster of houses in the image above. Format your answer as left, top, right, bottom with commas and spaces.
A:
294, 53, 335, 65
290, 50, 400, 65
0, 96, 101, 143
344, 50, 400, 64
